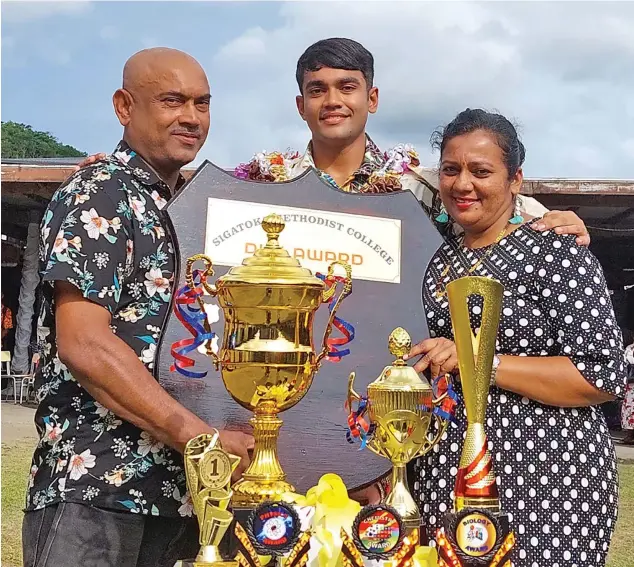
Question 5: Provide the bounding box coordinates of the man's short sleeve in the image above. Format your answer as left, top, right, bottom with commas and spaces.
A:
40, 168, 132, 314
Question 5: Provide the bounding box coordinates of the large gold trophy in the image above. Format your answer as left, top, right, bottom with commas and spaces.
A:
435, 276, 516, 567
347, 327, 449, 531
176, 432, 241, 567
188, 213, 352, 509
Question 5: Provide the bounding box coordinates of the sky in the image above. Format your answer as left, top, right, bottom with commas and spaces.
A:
2, 0, 634, 178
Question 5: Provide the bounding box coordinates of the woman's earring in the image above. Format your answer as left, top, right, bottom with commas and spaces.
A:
509, 197, 524, 225
435, 204, 449, 224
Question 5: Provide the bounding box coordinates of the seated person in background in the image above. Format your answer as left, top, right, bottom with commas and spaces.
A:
406, 108, 626, 567
2, 293, 13, 350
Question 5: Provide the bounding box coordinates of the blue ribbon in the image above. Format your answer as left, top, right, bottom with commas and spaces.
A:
316, 273, 355, 361
170, 269, 216, 379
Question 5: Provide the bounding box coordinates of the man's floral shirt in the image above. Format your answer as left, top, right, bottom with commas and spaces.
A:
26, 141, 193, 518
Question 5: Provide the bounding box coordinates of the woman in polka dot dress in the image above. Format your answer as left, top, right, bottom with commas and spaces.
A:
407, 109, 626, 567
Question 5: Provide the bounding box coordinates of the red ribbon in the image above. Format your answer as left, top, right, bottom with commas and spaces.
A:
170, 269, 215, 379
316, 273, 354, 362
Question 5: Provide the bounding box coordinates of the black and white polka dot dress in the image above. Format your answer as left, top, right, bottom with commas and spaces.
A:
410, 224, 626, 567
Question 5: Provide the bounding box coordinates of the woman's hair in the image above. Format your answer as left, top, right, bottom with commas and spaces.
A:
431, 108, 526, 178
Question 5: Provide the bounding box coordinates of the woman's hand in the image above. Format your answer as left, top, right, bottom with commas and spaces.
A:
404, 337, 458, 377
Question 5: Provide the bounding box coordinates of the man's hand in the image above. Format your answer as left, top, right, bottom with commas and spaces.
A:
404, 337, 458, 377
349, 483, 382, 506
218, 429, 255, 481
73, 153, 107, 172
531, 210, 590, 247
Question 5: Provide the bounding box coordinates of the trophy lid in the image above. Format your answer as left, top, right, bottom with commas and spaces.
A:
217, 213, 325, 286
369, 328, 432, 391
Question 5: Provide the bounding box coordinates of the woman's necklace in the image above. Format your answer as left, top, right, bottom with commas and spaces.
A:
433, 225, 509, 300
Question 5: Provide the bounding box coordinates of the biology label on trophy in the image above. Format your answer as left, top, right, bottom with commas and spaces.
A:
155, 163, 443, 494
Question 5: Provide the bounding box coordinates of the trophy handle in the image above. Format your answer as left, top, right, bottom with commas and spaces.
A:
185, 254, 221, 369
316, 261, 353, 366
346, 371, 362, 408
428, 413, 448, 451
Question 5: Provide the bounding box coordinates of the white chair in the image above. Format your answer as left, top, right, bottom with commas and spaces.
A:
1, 351, 13, 401
2, 352, 39, 404
13, 353, 40, 405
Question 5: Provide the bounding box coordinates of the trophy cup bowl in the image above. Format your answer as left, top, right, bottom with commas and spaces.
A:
188, 213, 352, 509
347, 327, 448, 531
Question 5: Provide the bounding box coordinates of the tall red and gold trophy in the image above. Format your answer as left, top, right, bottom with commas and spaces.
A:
436, 277, 515, 567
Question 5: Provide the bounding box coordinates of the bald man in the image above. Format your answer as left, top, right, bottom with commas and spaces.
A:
22, 48, 253, 567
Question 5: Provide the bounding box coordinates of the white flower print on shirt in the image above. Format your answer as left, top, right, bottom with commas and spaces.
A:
151, 190, 168, 210
44, 422, 63, 445
67, 449, 97, 480
144, 267, 170, 297
81, 208, 110, 240
137, 431, 164, 457
130, 196, 146, 221
140, 342, 157, 368
177, 491, 194, 517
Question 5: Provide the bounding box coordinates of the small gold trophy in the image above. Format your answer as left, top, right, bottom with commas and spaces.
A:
176, 432, 241, 567
347, 327, 449, 532
187, 213, 352, 509
435, 276, 515, 567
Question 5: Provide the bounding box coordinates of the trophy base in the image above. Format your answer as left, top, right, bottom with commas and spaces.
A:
231, 477, 296, 509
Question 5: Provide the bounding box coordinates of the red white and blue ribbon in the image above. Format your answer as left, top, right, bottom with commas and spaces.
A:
316, 272, 355, 362
345, 395, 375, 450
170, 269, 215, 379
422, 374, 460, 424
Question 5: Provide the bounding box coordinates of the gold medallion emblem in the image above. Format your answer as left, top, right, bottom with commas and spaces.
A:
455, 512, 497, 557
199, 448, 233, 489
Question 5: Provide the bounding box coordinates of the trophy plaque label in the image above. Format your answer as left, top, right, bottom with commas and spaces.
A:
247, 502, 300, 556
204, 198, 402, 284
352, 504, 403, 558
156, 163, 443, 493
455, 512, 497, 557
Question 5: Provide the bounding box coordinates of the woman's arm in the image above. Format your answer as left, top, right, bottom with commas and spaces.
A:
494, 355, 614, 407
406, 340, 613, 407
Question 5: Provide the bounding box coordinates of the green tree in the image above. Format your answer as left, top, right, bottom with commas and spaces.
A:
1, 121, 86, 158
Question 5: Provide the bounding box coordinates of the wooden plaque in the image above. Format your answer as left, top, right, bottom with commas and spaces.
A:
156, 162, 442, 493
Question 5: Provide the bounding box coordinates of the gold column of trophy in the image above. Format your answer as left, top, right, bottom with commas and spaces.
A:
446, 277, 502, 512
347, 327, 449, 531
435, 276, 515, 566
189, 213, 352, 509
176, 432, 242, 567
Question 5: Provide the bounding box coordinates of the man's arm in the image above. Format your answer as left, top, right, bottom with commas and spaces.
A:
55, 281, 253, 477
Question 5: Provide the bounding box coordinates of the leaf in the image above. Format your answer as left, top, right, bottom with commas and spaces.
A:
117, 500, 139, 512
151, 504, 160, 516
135, 335, 156, 345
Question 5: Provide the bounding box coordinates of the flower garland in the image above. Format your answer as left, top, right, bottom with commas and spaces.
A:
363, 144, 421, 194
234, 143, 424, 195
234, 150, 300, 182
